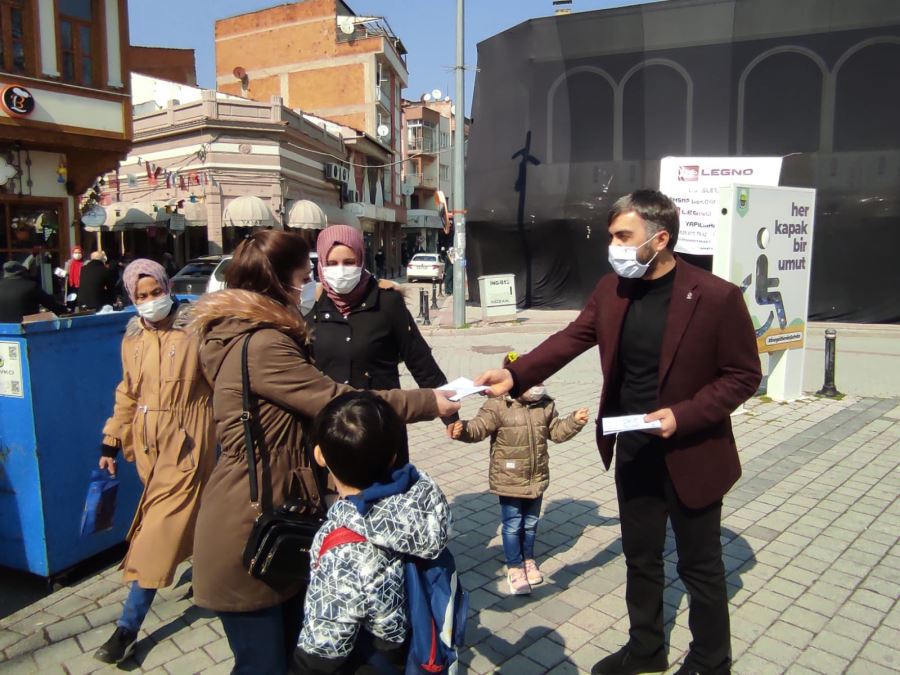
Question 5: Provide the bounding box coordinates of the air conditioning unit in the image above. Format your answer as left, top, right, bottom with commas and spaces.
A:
346, 188, 360, 203
325, 163, 350, 184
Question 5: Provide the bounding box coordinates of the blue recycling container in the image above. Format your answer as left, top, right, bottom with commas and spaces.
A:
0, 310, 144, 577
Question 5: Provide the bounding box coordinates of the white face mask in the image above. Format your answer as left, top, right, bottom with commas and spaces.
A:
72, 253, 82, 261
137, 295, 174, 323
521, 385, 547, 402
608, 232, 662, 279
322, 265, 362, 294
290, 281, 317, 315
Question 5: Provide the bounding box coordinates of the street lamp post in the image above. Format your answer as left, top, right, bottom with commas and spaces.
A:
452, 0, 466, 327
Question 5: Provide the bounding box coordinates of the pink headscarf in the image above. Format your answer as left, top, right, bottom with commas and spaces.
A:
316, 225, 372, 315
123, 258, 170, 303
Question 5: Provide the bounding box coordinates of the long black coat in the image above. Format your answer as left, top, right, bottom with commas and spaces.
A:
77, 260, 115, 310
0, 276, 66, 323
307, 279, 455, 464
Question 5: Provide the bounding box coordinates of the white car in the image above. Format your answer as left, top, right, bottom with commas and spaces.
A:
406, 253, 444, 283
206, 252, 318, 294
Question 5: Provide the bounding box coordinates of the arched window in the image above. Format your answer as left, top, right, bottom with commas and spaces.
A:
834, 41, 900, 151
622, 64, 689, 160
549, 69, 615, 163
743, 51, 823, 155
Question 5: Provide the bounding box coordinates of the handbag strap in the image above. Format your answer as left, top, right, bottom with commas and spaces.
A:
240, 332, 327, 512
241, 333, 260, 506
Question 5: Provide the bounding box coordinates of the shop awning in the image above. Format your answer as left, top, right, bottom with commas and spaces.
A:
321, 203, 361, 230
223, 195, 278, 229
286, 200, 327, 230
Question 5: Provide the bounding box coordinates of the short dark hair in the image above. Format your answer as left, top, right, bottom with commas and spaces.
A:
313, 391, 404, 489
607, 190, 680, 250
225, 229, 310, 306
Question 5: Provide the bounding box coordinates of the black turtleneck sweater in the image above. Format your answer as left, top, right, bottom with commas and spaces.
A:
613, 266, 676, 463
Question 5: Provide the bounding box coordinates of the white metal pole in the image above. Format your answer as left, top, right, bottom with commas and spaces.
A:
452, 0, 466, 327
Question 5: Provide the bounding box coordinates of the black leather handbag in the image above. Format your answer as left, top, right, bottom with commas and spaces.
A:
238, 333, 326, 586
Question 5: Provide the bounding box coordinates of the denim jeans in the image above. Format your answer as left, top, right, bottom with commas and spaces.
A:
498, 495, 543, 567
117, 582, 157, 633
218, 593, 304, 675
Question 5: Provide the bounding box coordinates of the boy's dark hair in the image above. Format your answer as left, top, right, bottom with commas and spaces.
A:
313, 391, 404, 489
607, 189, 680, 250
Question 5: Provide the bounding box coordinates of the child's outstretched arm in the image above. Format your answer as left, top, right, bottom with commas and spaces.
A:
449, 400, 500, 442
548, 403, 589, 443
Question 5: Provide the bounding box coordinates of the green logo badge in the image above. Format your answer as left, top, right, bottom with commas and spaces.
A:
737, 188, 750, 218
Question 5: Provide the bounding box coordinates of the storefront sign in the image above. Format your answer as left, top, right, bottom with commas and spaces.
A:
169, 213, 185, 232
660, 156, 783, 255
714, 185, 816, 354
0, 341, 25, 398
81, 205, 107, 228
1, 85, 35, 117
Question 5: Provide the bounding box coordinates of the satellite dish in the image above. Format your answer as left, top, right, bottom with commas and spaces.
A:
377, 124, 390, 138
423, 93, 432, 102
444, 96, 451, 102
338, 16, 355, 35
233, 66, 249, 90
431, 89, 442, 100
450, 105, 456, 116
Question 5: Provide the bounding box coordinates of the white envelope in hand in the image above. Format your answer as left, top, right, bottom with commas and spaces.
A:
601, 414, 662, 436
437, 377, 489, 402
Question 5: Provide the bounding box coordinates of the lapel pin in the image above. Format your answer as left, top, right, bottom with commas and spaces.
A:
686, 291, 693, 300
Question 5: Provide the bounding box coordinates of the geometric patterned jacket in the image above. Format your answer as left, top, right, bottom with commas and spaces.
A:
296, 466, 451, 666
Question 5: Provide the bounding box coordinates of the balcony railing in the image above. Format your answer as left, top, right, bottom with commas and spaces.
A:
336, 17, 407, 65
406, 173, 438, 189
407, 138, 435, 154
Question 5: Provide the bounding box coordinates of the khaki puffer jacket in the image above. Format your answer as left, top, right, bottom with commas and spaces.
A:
458, 396, 586, 498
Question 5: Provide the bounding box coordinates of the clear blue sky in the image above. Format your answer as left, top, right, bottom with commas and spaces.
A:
128, 0, 654, 114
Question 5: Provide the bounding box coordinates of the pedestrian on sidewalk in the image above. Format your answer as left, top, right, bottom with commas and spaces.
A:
189, 230, 459, 675
0, 260, 67, 322
94, 259, 217, 665
307, 225, 458, 466
449, 351, 587, 595
62, 245, 84, 308
475, 190, 762, 675
77, 250, 115, 311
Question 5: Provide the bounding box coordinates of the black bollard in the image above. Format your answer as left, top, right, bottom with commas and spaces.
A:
431, 282, 440, 309
417, 289, 425, 319
423, 292, 431, 325
816, 328, 842, 397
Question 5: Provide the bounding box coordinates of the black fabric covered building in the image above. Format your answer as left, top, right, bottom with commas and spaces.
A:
465, 0, 900, 322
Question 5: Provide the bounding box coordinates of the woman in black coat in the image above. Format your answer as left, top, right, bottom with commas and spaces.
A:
307, 225, 456, 463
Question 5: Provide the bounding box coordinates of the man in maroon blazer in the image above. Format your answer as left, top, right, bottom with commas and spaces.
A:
476, 190, 762, 675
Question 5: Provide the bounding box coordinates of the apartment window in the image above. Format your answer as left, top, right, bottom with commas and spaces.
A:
58, 0, 96, 86
440, 165, 450, 181
0, 0, 29, 74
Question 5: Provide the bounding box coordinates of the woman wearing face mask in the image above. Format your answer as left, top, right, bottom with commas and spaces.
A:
448, 351, 589, 595
188, 229, 459, 675
306, 225, 457, 464
63, 245, 83, 308
93, 259, 217, 665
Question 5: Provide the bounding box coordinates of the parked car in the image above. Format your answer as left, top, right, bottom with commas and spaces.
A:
170, 256, 224, 296
206, 251, 318, 294
406, 253, 444, 283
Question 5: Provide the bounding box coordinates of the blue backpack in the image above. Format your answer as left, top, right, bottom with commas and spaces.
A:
319, 527, 469, 674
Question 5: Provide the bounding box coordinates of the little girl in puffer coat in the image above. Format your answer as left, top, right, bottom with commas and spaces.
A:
450, 352, 588, 595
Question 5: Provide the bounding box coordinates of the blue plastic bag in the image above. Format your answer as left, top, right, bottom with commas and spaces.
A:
80, 469, 119, 536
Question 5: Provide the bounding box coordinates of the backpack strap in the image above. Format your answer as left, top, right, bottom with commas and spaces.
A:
316, 526, 367, 567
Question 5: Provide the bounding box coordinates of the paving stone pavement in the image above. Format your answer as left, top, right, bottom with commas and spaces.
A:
1, 314, 898, 674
